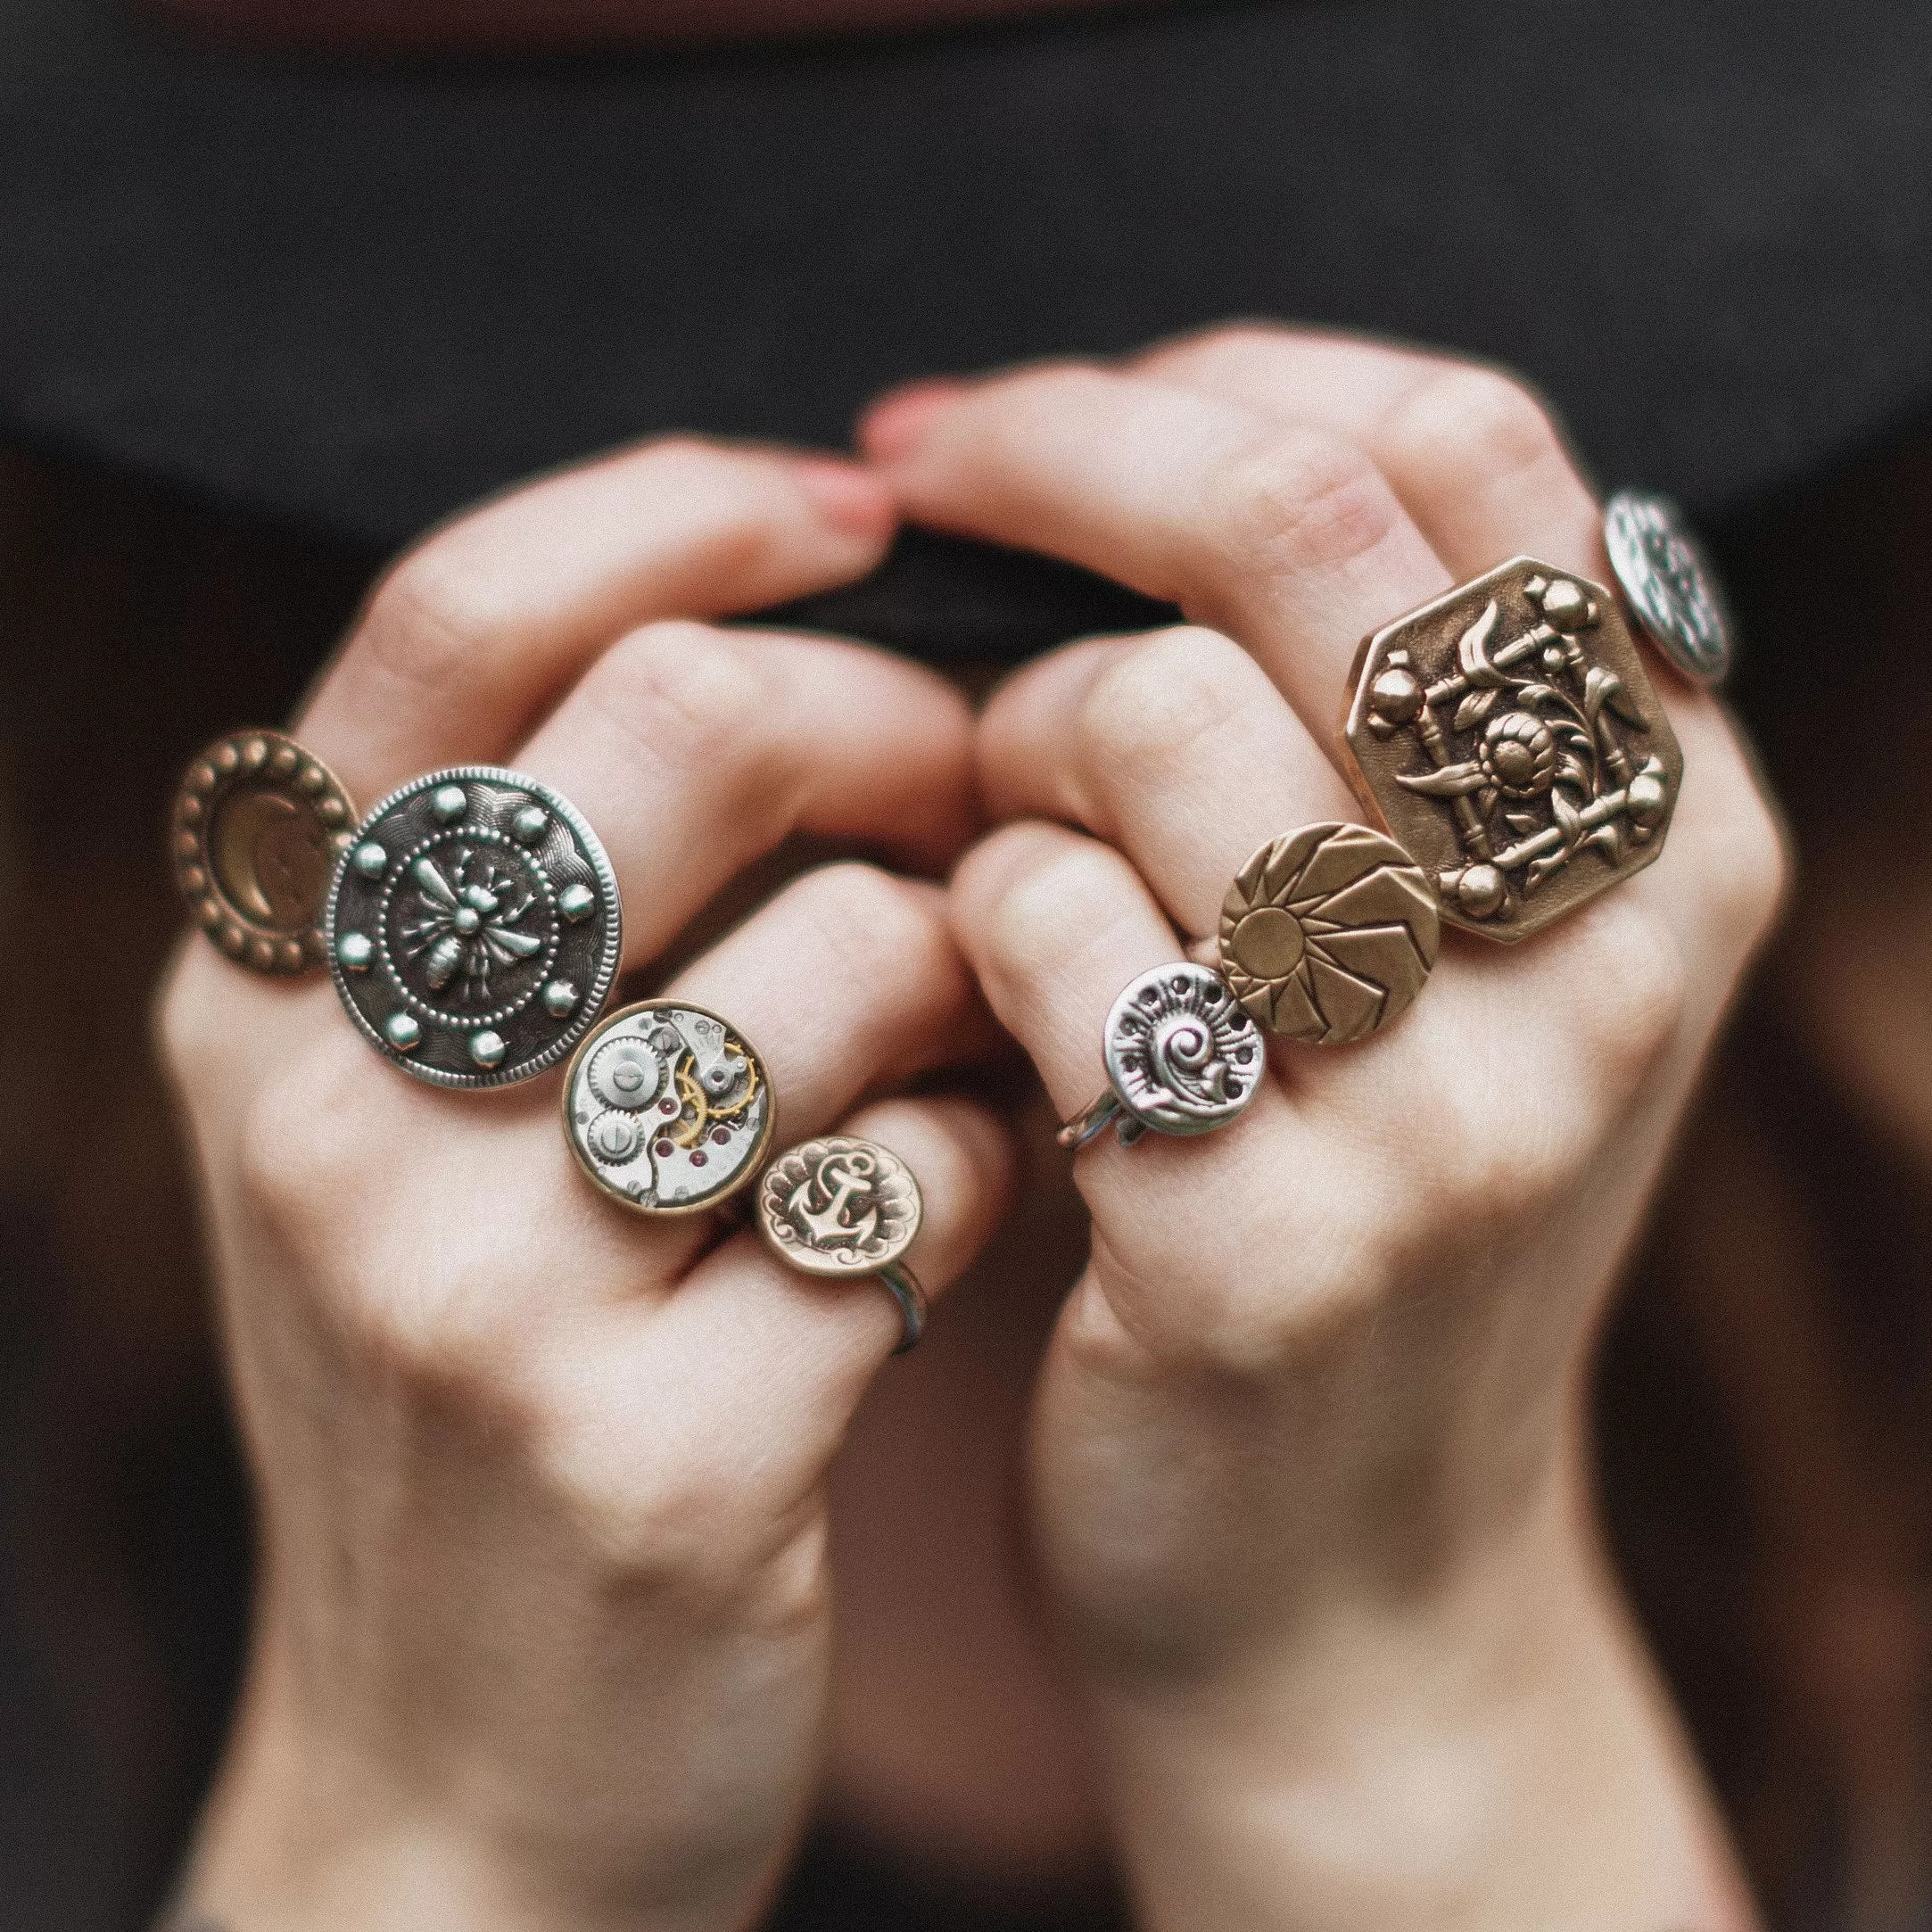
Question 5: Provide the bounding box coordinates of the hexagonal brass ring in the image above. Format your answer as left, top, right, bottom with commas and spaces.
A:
1340, 557, 1682, 943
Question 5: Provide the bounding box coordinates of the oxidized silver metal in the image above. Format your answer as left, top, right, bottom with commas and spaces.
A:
565, 999, 773, 1214
1057, 962, 1262, 1151
173, 730, 355, 974
326, 766, 621, 1087
756, 1135, 927, 1351
1603, 488, 1732, 686
1343, 557, 1682, 943
1219, 823, 1438, 1043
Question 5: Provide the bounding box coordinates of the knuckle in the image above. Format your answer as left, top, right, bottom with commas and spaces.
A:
153, 949, 226, 1089
1141, 321, 1289, 380
981, 836, 1129, 987
1544, 895, 1688, 1108
358, 533, 523, 702
1074, 627, 1251, 782
1408, 911, 1686, 1243
587, 621, 774, 781
235, 1040, 507, 1384
234, 1035, 367, 1258
1384, 363, 1567, 491
794, 860, 937, 964
1705, 788, 1791, 954
1207, 429, 1398, 583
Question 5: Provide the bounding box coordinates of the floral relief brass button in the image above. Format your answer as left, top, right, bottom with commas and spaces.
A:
1342, 557, 1682, 942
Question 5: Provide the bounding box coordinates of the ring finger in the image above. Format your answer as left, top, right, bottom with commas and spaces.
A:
976, 623, 1359, 941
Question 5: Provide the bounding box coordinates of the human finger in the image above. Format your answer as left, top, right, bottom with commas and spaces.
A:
945, 821, 1205, 1121
1132, 325, 1603, 577
977, 624, 1359, 940
298, 438, 895, 803
862, 361, 1449, 742
245, 862, 999, 1361
507, 623, 977, 970
666, 863, 1001, 1143
625, 1094, 1015, 1466
1129, 327, 1786, 986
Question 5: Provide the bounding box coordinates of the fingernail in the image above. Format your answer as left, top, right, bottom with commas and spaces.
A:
860, 379, 968, 462
791, 457, 896, 542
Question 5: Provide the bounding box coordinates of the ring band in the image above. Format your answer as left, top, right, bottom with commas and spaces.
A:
756, 1135, 927, 1353
1342, 556, 1682, 942
172, 729, 355, 974
565, 1000, 775, 1215
326, 766, 623, 1086
1058, 961, 1262, 1152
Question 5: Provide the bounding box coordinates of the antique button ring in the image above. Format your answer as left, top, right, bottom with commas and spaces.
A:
1602, 488, 1732, 687
756, 1136, 928, 1352
1343, 556, 1683, 941
326, 766, 623, 1086
1058, 961, 1264, 1152
563, 999, 775, 1215
172, 730, 356, 974
1058, 823, 1441, 1153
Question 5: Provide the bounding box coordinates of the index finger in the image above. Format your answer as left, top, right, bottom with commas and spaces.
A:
297, 437, 895, 804
862, 362, 1450, 746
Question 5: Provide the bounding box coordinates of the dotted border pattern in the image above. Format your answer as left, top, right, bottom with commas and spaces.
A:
171, 729, 355, 976
324, 766, 623, 1089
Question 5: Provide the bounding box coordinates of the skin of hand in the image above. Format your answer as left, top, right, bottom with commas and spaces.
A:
862, 327, 1787, 1931
154, 440, 1014, 1932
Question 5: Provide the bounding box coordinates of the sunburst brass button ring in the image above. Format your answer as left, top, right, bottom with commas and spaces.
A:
1218, 822, 1439, 1044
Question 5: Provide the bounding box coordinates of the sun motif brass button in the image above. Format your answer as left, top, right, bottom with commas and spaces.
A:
1603, 488, 1733, 686
1218, 823, 1438, 1044
564, 1000, 774, 1213
326, 766, 622, 1086
1343, 557, 1682, 942
1058, 962, 1263, 1151
172, 730, 355, 974
756, 1135, 927, 1350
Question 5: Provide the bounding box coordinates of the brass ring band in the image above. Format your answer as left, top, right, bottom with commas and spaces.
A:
878, 1261, 928, 1354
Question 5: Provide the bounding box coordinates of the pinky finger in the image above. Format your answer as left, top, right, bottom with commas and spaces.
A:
561, 1095, 1016, 1507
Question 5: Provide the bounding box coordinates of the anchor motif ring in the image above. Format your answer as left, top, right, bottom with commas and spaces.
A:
1057, 961, 1263, 1152
755, 1135, 926, 1352
1603, 488, 1734, 686
565, 1000, 775, 1215
1342, 557, 1682, 942
326, 766, 623, 1086
173, 730, 356, 974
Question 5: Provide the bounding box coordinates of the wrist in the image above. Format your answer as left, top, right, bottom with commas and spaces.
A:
183, 1630, 774, 1932
1080, 1456, 1755, 1932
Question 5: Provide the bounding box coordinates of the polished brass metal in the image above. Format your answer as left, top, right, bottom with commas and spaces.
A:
1219, 823, 1438, 1042
1342, 558, 1681, 942
172, 730, 354, 974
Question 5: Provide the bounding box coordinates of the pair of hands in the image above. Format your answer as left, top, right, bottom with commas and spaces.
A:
160, 327, 1782, 1931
